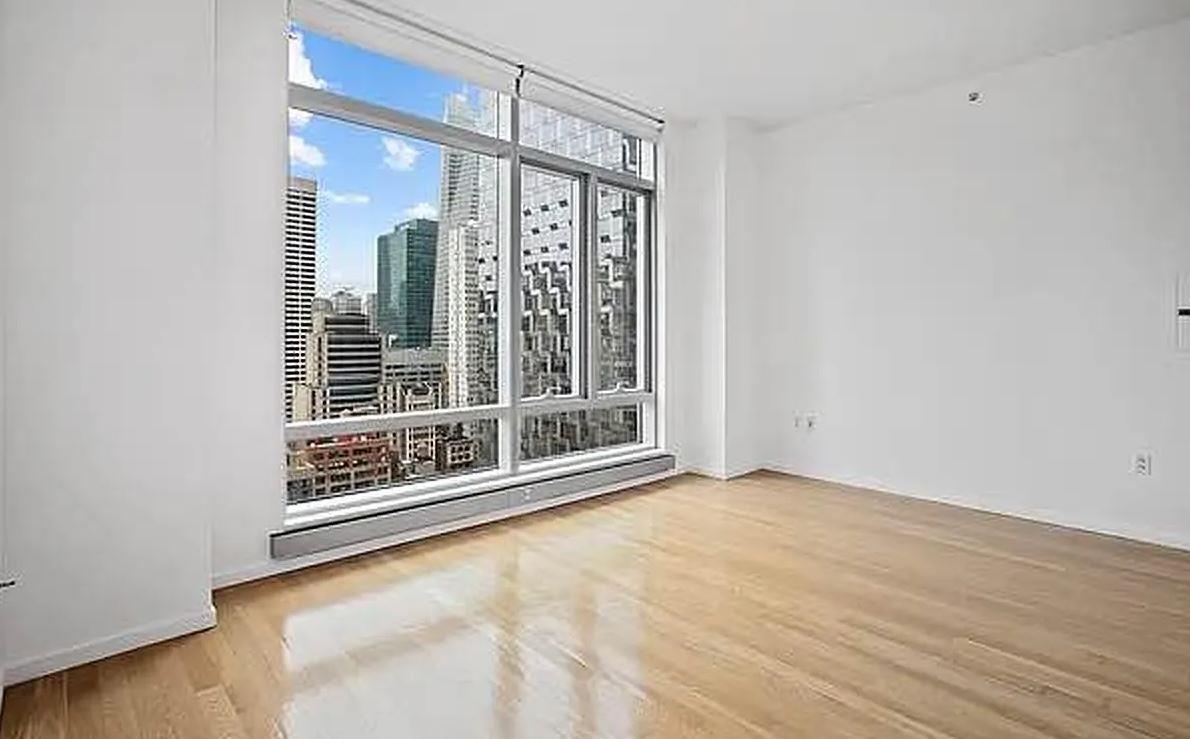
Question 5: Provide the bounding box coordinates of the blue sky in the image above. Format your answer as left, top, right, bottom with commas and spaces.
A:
287, 25, 488, 296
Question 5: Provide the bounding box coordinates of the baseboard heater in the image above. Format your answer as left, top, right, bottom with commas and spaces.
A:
271, 454, 675, 560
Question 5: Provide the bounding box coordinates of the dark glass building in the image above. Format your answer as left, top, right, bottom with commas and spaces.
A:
376, 218, 438, 348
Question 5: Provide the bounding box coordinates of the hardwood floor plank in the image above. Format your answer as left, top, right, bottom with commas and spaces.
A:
62, 665, 106, 739
195, 688, 247, 739
4, 472, 1190, 737
93, 655, 143, 739
0, 682, 41, 739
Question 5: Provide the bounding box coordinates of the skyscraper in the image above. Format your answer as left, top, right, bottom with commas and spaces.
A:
330, 288, 363, 316
285, 176, 317, 421
433, 91, 499, 408
432, 97, 645, 401
517, 102, 644, 395
289, 316, 474, 502
287, 312, 402, 500
292, 313, 394, 420
377, 218, 438, 347
427, 93, 643, 455
519, 168, 577, 398
363, 291, 377, 332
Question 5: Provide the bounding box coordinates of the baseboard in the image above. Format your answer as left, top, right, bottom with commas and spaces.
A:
724, 463, 763, 480
4, 605, 217, 686
679, 467, 761, 481
677, 464, 728, 480
213, 468, 684, 590
761, 463, 1190, 554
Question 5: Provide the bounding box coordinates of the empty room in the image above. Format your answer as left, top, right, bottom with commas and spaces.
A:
2, 0, 1190, 736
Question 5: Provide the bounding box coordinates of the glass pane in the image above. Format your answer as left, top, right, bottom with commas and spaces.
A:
287, 419, 498, 503
519, 99, 654, 180
520, 406, 640, 462
289, 24, 503, 137
597, 186, 645, 390
286, 112, 500, 421
520, 167, 580, 398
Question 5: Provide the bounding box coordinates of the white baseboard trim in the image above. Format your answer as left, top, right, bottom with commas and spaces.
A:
724, 464, 764, 480
213, 468, 684, 590
678, 465, 729, 480
5, 605, 217, 686
678, 468, 763, 481
762, 463, 1190, 554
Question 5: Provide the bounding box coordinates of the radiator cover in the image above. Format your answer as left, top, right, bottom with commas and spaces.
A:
271, 454, 675, 559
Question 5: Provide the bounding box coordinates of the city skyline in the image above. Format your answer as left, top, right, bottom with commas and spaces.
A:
285, 25, 645, 502
288, 25, 496, 298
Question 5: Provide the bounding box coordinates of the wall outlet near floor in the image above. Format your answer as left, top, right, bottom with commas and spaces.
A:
1178, 273, 1190, 352
805, 413, 819, 431
1133, 453, 1153, 476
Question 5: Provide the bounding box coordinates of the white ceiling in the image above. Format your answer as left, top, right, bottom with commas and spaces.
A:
389, 0, 1190, 124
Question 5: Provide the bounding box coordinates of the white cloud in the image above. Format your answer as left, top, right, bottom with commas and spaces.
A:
288, 31, 327, 89
289, 135, 325, 168
289, 108, 312, 128
382, 136, 419, 171
323, 190, 370, 205
402, 202, 438, 220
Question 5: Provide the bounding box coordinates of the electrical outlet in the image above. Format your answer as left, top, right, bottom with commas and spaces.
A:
792, 414, 802, 428
805, 413, 818, 431
1178, 273, 1190, 352
1133, 453, 1152, 477
521, 487, 533, 503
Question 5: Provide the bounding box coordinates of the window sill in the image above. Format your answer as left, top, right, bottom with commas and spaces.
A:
282, 444, 667, 533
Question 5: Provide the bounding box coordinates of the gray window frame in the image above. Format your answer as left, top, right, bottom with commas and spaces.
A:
284, 61, 658, 516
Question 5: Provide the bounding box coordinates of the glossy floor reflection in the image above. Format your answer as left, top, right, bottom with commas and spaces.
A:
5, 472, 1190, 737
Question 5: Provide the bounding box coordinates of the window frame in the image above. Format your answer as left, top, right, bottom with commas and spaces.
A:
284, 55, 659, 518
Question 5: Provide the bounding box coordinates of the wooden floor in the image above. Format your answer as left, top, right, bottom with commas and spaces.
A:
4, 472, 1190, 738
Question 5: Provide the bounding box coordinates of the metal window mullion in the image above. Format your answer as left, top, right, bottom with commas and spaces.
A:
565, 174, 583, 404
290, 85, 511, 157
650, 140, 666, 451
521, 392, 651, 417
642, 183, 659, 447
520, 396, 590, 417
503, 94, 523, 476
590, 390, 652, 409
519, 146, 654, 194
640, 395, 657, 448
587, 173, 601, 410
285, 404, 508, 442
495, 154, 514, 473
639, 194, 652, 392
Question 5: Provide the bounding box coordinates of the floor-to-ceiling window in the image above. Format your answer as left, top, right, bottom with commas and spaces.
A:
282, 15, 659, 512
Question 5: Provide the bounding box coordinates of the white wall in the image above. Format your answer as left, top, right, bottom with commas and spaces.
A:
723, 121, 764, 478
663, 119, 766, 479
1, 0, 217, 679
210, 0, 289, 585
758, 19, 1190, 548
663, 121, 727, 477
0, 0, 9, 694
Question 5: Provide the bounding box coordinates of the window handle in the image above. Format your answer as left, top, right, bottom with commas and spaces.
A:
0, 579, 16, 590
